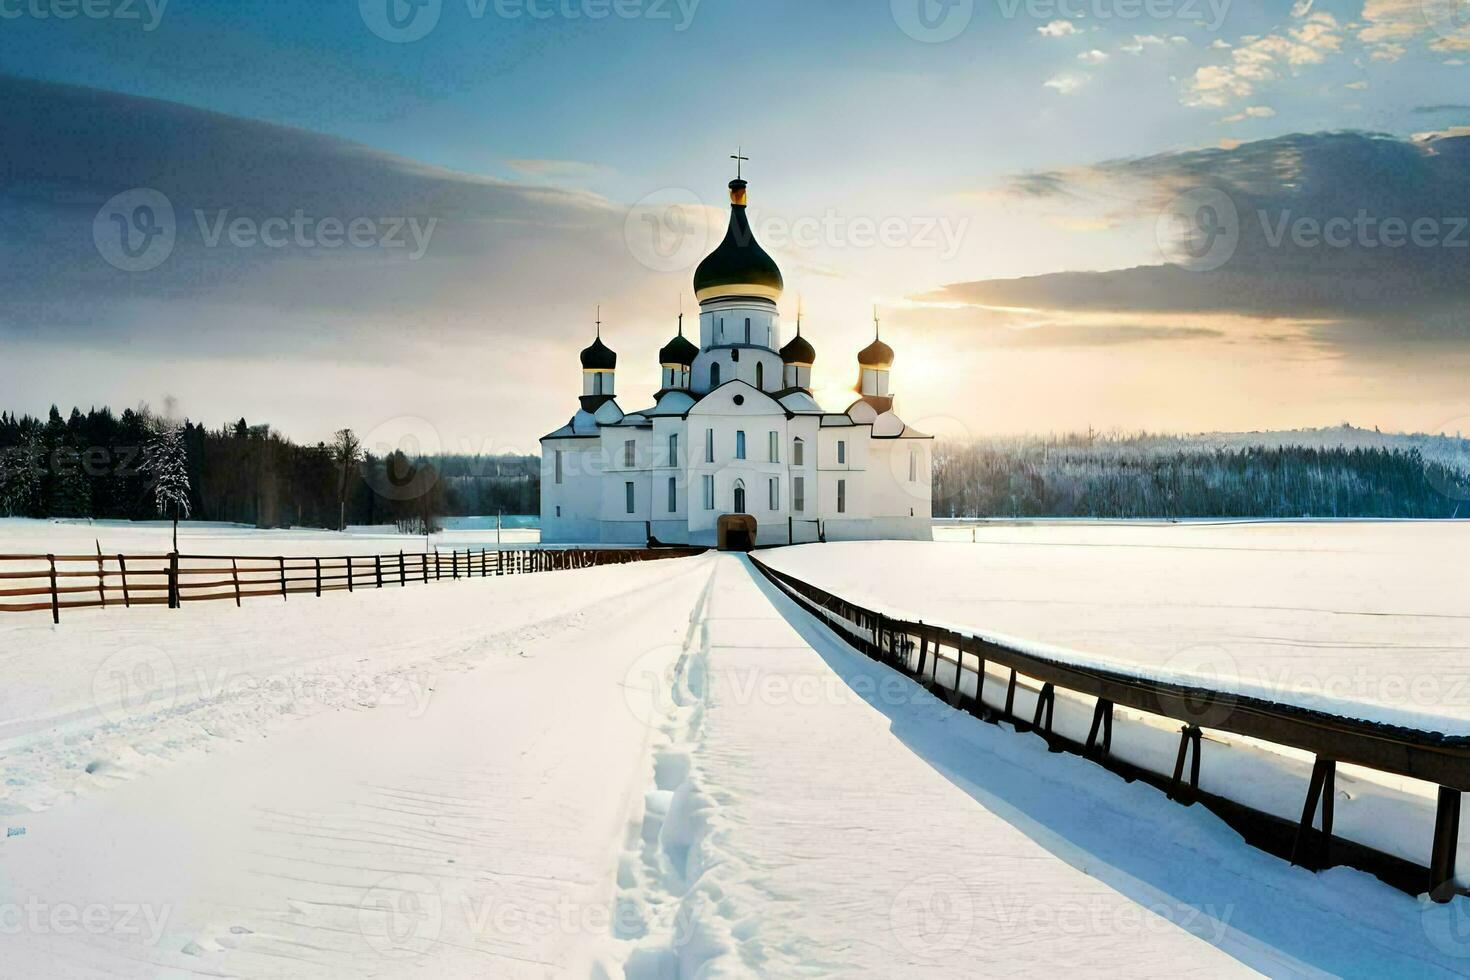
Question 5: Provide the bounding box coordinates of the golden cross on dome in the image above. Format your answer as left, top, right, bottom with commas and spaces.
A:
731, 147, 749, 180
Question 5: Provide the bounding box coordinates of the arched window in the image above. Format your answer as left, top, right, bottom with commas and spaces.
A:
744, 318, 751, 344
755, 362, 764, 390
733, 480, 746, 514
792, 437, 804, 466
710, 363, 721, 387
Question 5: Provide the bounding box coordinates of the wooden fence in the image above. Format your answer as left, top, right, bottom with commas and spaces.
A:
749, 554, 1469, 904
0, 546, 705, 622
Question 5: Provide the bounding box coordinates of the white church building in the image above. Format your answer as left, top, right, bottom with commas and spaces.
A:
539, 170, 933, 548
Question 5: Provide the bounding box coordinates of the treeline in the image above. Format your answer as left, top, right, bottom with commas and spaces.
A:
0, 406, 538, 530
934, 430, 1470, 519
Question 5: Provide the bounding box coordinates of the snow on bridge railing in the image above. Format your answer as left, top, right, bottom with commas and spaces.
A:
748, 554, 1468, 906
0, 546, 705, 623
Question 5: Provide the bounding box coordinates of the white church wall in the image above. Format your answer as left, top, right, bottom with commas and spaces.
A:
539, 439, 604, 544
685, 383, 790, 543
865, 439, 933, 522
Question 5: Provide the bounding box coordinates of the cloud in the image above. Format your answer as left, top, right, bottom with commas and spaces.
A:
504, 158, 613, 182
1038, 19, 1079, 37
1044, 72, 1090, 94
1184, 12, 1343, 107
934, 130, 1470, 354
1122, 34, 1167, 54
1360, 0, 1470, 58
1078, 49, 1111, 64
1221, 105, 1278, 123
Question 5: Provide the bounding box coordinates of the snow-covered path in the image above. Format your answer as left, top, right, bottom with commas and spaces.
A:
5, 547, 1470, 977
0, 556, 717, 977
613, 555, 1470, 977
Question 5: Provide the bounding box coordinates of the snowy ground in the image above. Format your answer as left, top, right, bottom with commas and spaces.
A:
3, 521, 1470, 976
774, 522, 1470, 734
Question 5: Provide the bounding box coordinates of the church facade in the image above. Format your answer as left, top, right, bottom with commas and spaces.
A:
539, 171, 933, 547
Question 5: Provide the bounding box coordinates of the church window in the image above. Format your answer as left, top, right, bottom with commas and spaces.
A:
705, 428, 714, 462
555, 505, 561, 517
768, 431, 779, 462
769, 477, 779, 510
793, 437, 804, 466
668, 476, 677, 512
702, 474, 714, 510
744, 318, 751, 344
624, 440, 635, 468
735, 431, 746, 460
793, 477, 805, 512
837, 479, 847, 513
910, 449, 918, 482
733, 480, 746, 514
755, 362, 764, 390
669, 433, 678, 466
837, 440, 847, 465
554, 451, 563, 484
711, 363, 721, 387
625, 481, 635, 514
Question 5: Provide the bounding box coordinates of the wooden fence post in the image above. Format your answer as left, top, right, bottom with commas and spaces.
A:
422, 552, 428, 584
435, 549, 442, 580
118, 554, 131, 608
453, 549, 460, 580
95, 541, 106, 609
375, 554, 383, 588
47, 554, 59, 624
231, 558, 242, 607
399, 551, 406, 587
314, 557, 322, 598
347, 556, 354, 593
170, 552, 181, 609
278, 556, 287, 601
1430, 787, 1462, 903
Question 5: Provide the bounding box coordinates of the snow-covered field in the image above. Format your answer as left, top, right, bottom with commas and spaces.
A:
775, 521, 1470, 734
3, 519, 1470, 976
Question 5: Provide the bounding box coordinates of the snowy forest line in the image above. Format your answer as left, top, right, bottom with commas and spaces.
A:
5, 408, 1470, 528
0, 406, 537, 529
933, 427, 1470, 519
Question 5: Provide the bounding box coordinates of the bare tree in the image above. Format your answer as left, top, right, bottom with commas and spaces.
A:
331, 428, 362, 531
144, 420, 192, 551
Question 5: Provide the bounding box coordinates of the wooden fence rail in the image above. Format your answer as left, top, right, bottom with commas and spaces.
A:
0, 546, 704, 622
749, 554, 1469, 904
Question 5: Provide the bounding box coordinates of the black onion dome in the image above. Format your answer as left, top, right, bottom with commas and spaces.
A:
659, 331, 699, 366
780, 332, 816, 365
857, 337, 894, 367
580, 335, 617, 370
693, 180, 784, 299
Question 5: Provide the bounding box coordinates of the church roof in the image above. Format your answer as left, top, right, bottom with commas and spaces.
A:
693, 179, 784, 302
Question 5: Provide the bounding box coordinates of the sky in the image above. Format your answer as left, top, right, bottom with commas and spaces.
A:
1, 0, 1468, 453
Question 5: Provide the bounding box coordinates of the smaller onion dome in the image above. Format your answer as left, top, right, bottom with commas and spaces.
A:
857, 337, 893, 368
858, 308, 893, 367
580, 311, 617, 370
659, 314, 699, 366
781, 332, 816, 366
